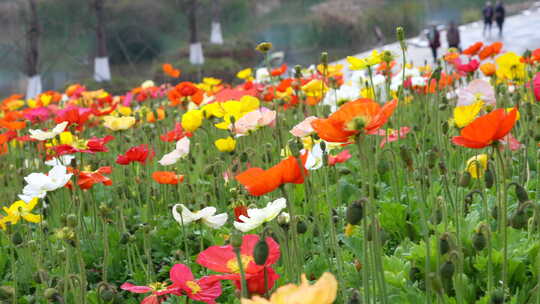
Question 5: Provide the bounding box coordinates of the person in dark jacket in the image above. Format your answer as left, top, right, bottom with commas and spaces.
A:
483, 1, 494, 37
428, 25, 441, 62
495, 1, 506, 37
447, 21, 461, 51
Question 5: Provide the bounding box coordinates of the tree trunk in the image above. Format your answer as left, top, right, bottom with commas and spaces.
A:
92, 0, 111, 82
210, 0, 224, 45
188, 0, 204, 65
25, 0, 42, 99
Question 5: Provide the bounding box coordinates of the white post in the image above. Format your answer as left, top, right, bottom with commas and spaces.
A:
210, 22, 224, 45
94, 56, 111, 82
189, 42, 205, 65
26, 74, 42, 99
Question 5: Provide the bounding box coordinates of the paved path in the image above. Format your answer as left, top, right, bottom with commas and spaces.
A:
333, 2, 540, 79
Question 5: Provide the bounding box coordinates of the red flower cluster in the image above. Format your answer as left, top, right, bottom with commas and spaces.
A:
116, 144, 154, 165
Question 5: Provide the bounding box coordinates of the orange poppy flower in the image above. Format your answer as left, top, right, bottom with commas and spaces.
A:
163, 63, 181, 78
462, 42, 484, 56
452, 108, 517, 149
311, 98, 398, 143
77, 166, 113, 190
479, 42, 503, 60
236, 154, 308, 196
480, 63, 496, 76
152, 171, 184, 185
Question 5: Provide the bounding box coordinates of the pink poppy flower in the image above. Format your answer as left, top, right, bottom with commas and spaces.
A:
456, 59, 480, 74
376, 127, 410, 147
53, 135, 114, 156
456, 79, 496, 106
234, 107, 276, 134
499, 133, 522, 151
169, 264, 222, 304
23, 107, 50, 123
328, 149, 352, 166
120, 282, 177, 304
534, 72, 540, 102
290, 116, 318, 137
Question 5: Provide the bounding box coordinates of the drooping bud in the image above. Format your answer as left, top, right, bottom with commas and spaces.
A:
484, 167, 494, 189
253, 238, 269, 265
472, 231, 487, 251
346, 199, 366, 225
510, 206, 528, 229
66, 214, 78, 228
439, 260, 455, 280
439, 233, 451, 255
11, 231, 23, 246
43, 288, 59, 300
459, 171, 471, 187
513, 183, 529, 203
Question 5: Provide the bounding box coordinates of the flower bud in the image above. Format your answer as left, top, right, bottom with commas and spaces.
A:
489, 289, 504, 304
255, 42, 273, 53
459, 171, 471, 187
297, 220, 308, 234
510, 207, 528, 229
230, 232, 243, 249
400, 145, 413, 170
294, 65, 302, 78
320, 52, 328, 67
439, 260, 455, 280
472, 231, 487, 251
254, 238, 269, 265
11, 231, 23, 246
484, 167, 494, 189
514, 183, 529, 203
427, 148, 439, 169
347, 289, 362, 304
66, 214, 78, 228
409, 266, 422, 283
438, 161, 447, 174
396, 27, 407, 51
44, 288, 59, 300
120, 232, 131, 245
346, 199, 366, 225
439, 233, 451, 255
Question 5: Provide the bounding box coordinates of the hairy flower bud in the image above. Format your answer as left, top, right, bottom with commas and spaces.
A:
346, 199, 366, 225
472, 231, 487, 252
253, 238, 269, 265
66, 214, 78, 228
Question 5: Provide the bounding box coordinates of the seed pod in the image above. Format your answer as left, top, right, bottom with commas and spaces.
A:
514, 184, 529, 203
489, 289, 504, 304
459, 171, 471, 187
472, 231, 487, 251
440, 260, 455, 280
253, 239, 269, 265
399, 145, 413, 170
346, 199, 366, 225
66, 214, 78, 228
484, 168, 494, 189
297, 221, 308, 234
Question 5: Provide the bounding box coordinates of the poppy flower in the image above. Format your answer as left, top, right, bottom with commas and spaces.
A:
55, 106, 92, 131
116, 144, 154, 165
160, 123, 191, 142
159, 137, 190, 166
456, 59, 480, 74
163, 63, 181, 78
376, 127, 410, 147
233, 198, 287, 232
462, 42, 483, 56
479, 42, 503, 60
103, 116, 136, 131
452, 108, 518, 149
53, 135, 115, 156
328, 149, 352, 166
236, 154, 308, 196
152, 171, 184, 185
168, 82, 203, 106
197, 234, 280, 295
311, 98, 398, 143
234, 205, 249, 222
457, 79, 496, 106
169, 264, 222, 304
533, 72, 540, 102
271, 64, 287, 77
121, 282, 178, 304
76, 166, 113, 190
290, 116, 318, 137
480, 63, 496, 77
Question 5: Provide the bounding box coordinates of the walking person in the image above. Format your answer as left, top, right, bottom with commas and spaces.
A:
483, 1, 494, 37
428, 25, 441, 62
495, 1, 506, 37
447, 21, 461, 51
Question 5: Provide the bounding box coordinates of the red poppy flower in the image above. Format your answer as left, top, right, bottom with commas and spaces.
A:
271, 64, 287, 77
76, 166, 113, 190
168, 82, 203, 106
462, 42, 483, 56
457, 59, 480, 74
479, 42, 503, 60
328, 149, 352, 166
55, 106, 92, 131
116, 144, 154, 165
169, 264, 222, 304
533, 72, 540, 102
452, 108, 518, 149
53, 135, 115, 156
152, 171, 184, 184
163, 63, 181, 78
160, 123, 192, 142
121, 281, 178, 304
234, 205, 249, 222
236, 154, 308, 196
0, 111, 26, 131
0, 130, 17, 155
311, 98, 398, 143
196, 234, 280, 295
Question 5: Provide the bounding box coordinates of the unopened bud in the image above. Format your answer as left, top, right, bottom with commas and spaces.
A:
399, 145, 413, 170
459, 171, 471, 187
346, 199, 366, 225
11, 231, 23, 245
472, 231, 487, 251
439, 234, 451, 255
66, 214, 78, 228
489, 289, 504, 304
396, 27, 407, 50
484, 168, 494, 189
230, 232, 243, 249
514, 183, 529, 203
348, 289, 362, 304
320, 52, 328, 67
297, 220, 308, 234
44, 288, 59, 300
294, 65, 302, 78
439, 260, 455, 280
253, 238, 269, 265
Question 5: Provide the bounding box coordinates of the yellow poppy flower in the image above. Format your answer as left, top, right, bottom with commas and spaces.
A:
241, 272, 338, 304
302, 79, 328, 98
181, 109, 204, 132
453, 101, 484, 128
103, 116, 136, 131
214, 137, 236, 152
466, 154, 488, 179
495, 52, 526, 82
117, 106, 133, 116
237, 68, 254, 81
347, 50, 382, 71
3, 198, 42, 225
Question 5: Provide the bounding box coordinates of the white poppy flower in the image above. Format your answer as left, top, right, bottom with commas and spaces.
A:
159, 137, 190, 166
304, 143, 324, 170
172, 204, 227, 229
233, 197, 287, 232
29, 121, 68, 141
18, 165, 72, 202
45, 154, 75, 167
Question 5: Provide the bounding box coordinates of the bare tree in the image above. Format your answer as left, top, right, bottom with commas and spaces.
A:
90, 0, 111, 81
210, 0, 223, 45
188, 0, 204, 65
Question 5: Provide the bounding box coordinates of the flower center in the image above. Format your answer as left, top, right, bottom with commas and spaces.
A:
186, 281, 201, 294
148, 282, 168, 292
226, 255, 254, 273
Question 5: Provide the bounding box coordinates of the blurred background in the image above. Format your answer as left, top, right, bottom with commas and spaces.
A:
0, 0, 535, 96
